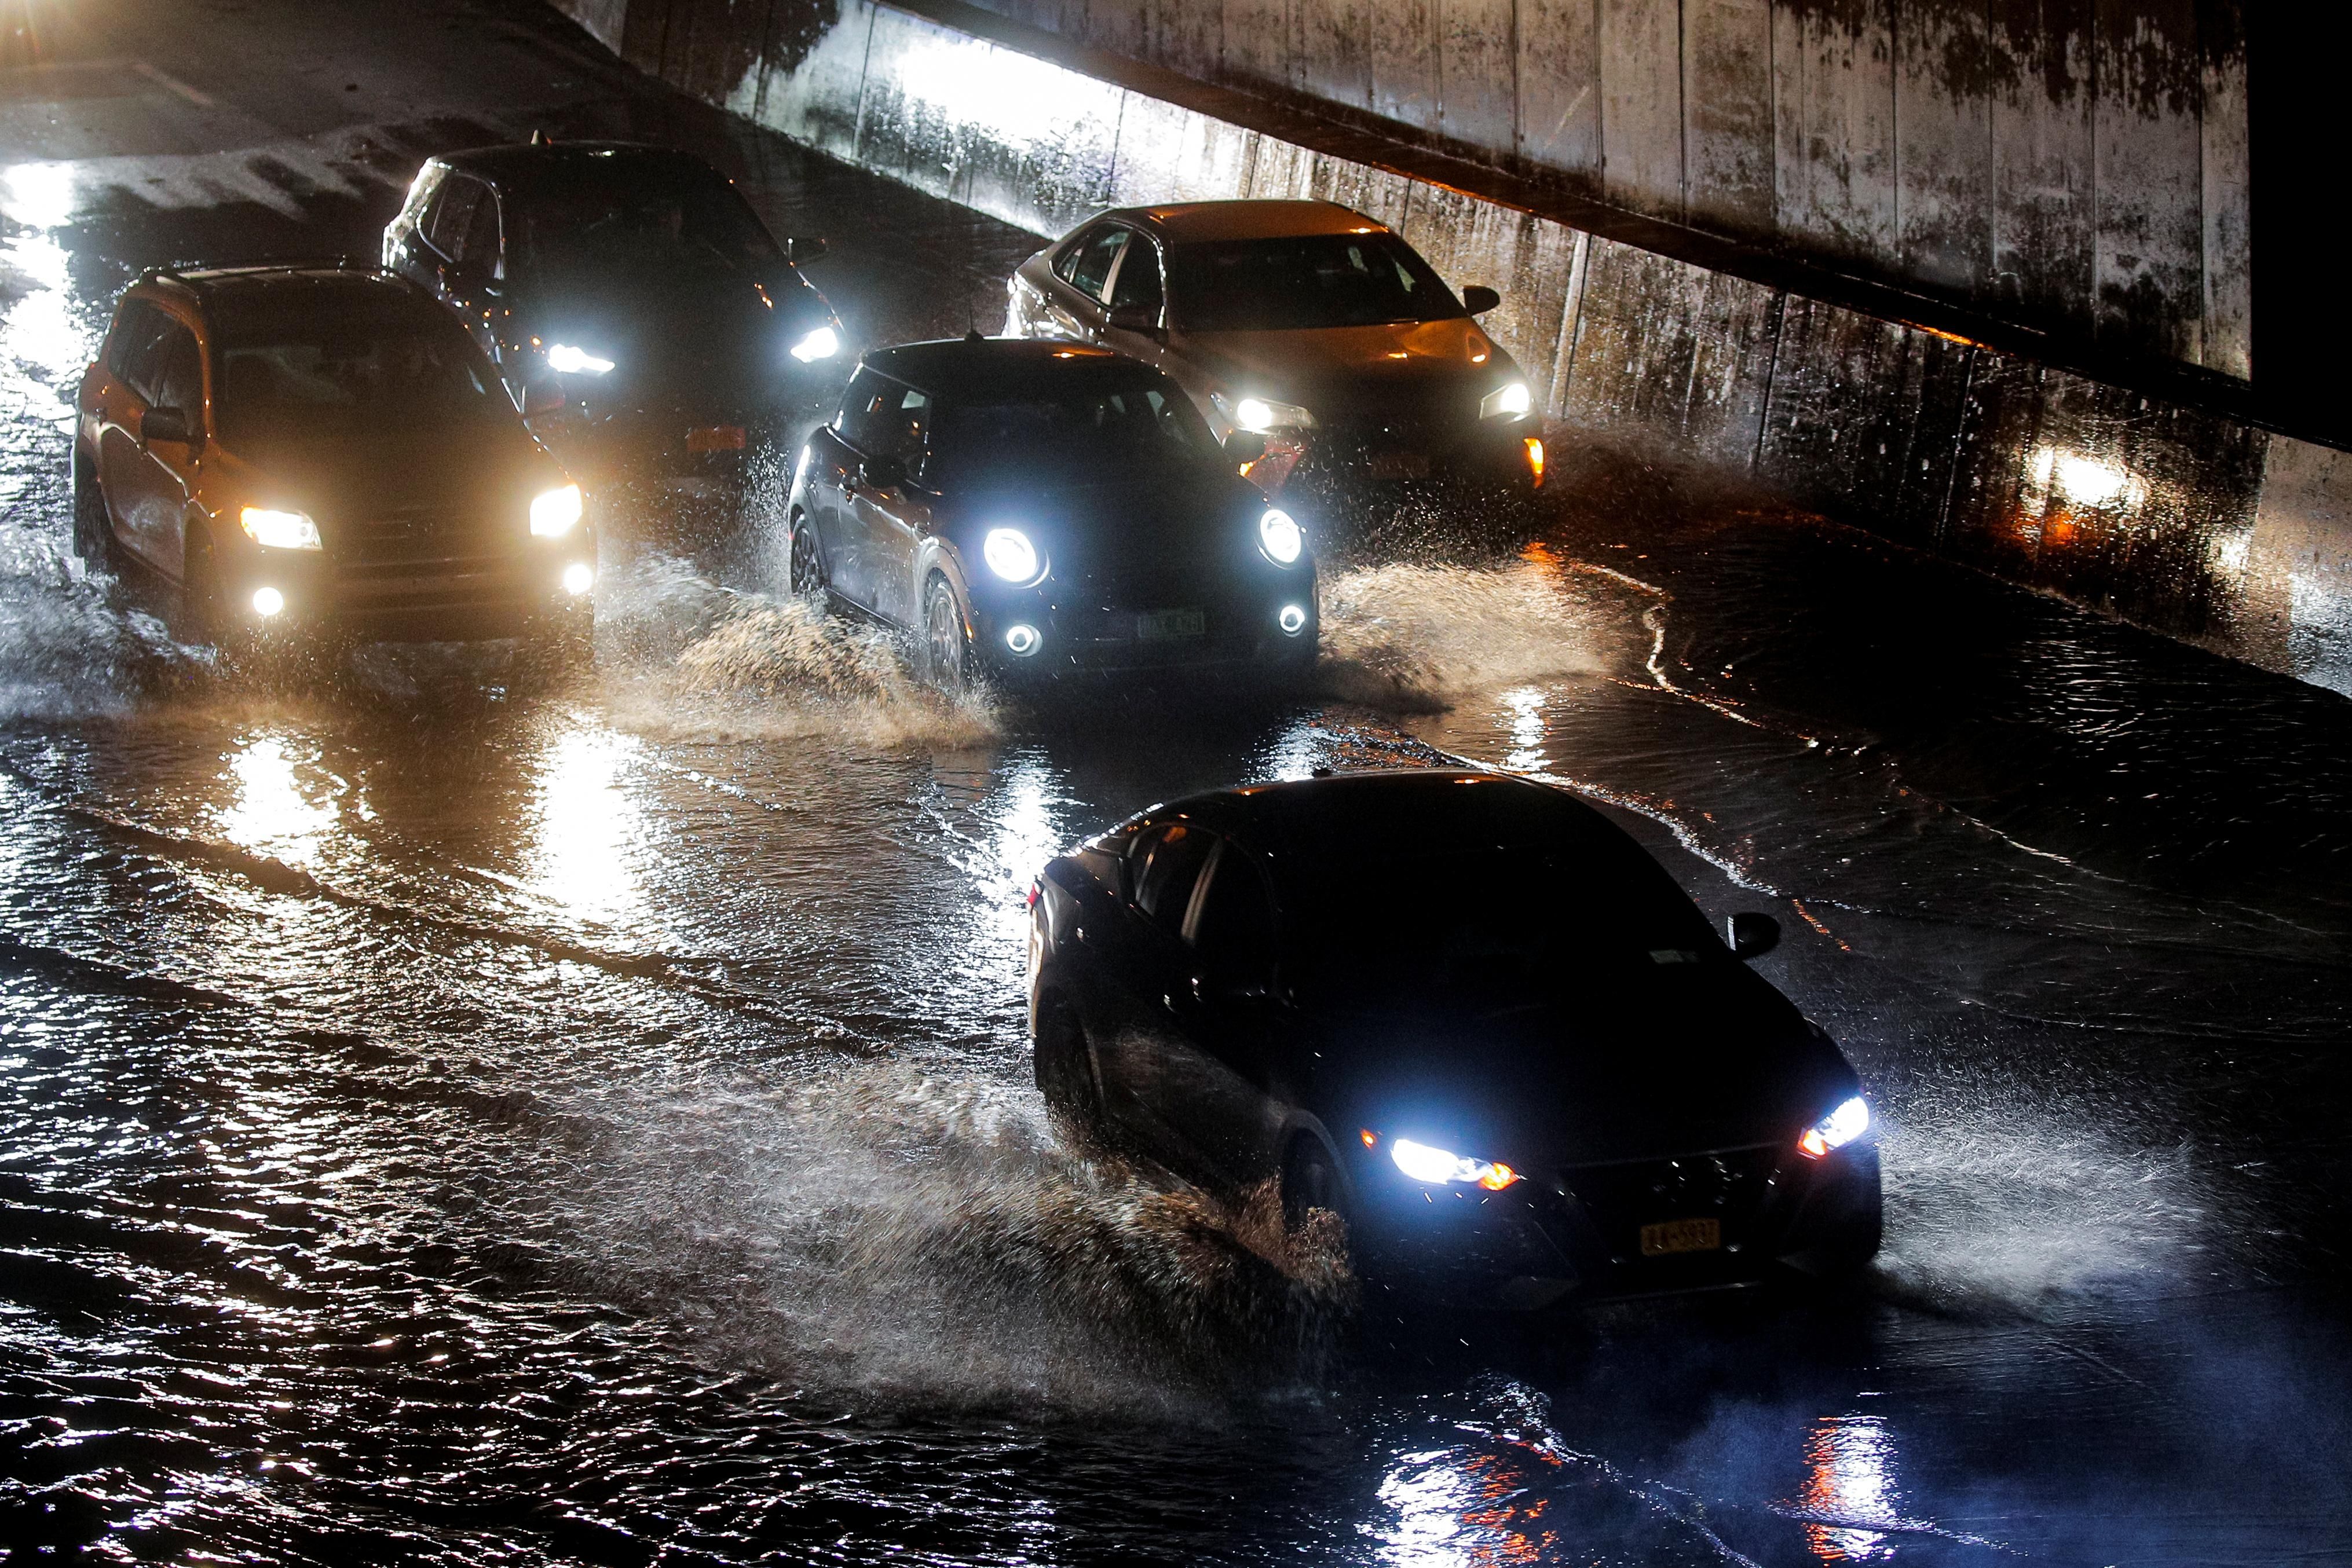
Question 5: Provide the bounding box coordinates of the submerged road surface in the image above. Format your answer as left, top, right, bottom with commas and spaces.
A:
3, 2, 2349, 1563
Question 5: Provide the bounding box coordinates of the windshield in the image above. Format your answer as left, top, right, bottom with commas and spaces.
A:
1282, 845, 1720, 1000
1169, 234, 1464, 332
213, 306, 512, 443
511, 176, 781, 279
926, 376, 1216, 486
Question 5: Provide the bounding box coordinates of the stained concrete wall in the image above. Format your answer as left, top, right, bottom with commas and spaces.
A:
548, 0, 2346, 698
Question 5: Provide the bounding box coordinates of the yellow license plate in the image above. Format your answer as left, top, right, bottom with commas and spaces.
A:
1640, 1218, 1722, 1256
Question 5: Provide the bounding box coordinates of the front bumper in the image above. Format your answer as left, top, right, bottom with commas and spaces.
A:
968, 566, 1319, 680
1257, 416, 1542, 497
217, 533, 598, 643
1345, 1138, 1883, 1308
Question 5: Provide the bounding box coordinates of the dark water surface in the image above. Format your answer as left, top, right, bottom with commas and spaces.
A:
3, 2, 2349, 1563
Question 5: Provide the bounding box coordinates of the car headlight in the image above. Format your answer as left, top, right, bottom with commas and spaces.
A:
789, 325, 840, 362
1798, 1096, 1870, 1159
1480, 381, 1532, 420
1385, 1135, 1521, 1190
982, 526, 1043, 585
1213, 391, 1315, 432
240, 507, 321, 550
1257, 507, 1303, 565
531, 483, 584, 538
546, 343, 614, 375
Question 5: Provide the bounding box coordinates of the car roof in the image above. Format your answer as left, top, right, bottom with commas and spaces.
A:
859, 336, 1158, 398
1142, 769, 1626, 860
136, 264, 433, 320
435, 139, 727, 192
1104, 199, 1388, 243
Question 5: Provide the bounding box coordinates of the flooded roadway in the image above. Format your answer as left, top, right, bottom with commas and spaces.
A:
4, 2, 2350, 1562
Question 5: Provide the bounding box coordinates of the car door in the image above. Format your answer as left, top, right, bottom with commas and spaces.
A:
1153, 837, 1292, 1185
1034, 224, 1124, 343
817, 369, 908, 610
109, 316, 204, 574
92, 301, 172, 559
1088, 820, 1220, 1163
847, 384, 931, 627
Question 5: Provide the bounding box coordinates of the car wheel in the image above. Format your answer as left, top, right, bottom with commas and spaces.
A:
922, 574, 972, 693
787, 512, 826, 598
1033, 995, 1105, 1142
71, 449, 114, 570
1282, 1135, 1353, 1251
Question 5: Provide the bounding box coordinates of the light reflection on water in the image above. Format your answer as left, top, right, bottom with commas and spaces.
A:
528, 721, 648, 928
217, 732, 338, 867
1796, 1415, 1900, 1562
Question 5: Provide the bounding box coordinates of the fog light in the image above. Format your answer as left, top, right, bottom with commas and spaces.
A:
561, 562, 594, 596
251, 586, 284, 617
1004, 622, 1041, 656
1524, 436, 1546, 486
1277, 603, 1308, 636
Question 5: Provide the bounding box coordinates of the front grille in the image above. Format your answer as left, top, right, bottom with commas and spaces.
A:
1560, 1145, 1786, 1260
339, 505, 504, 566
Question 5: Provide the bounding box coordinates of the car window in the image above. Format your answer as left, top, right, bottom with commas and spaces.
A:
1191, 842, 1277, 983
1168, 233, 1466, 332
423, 175, 484, 259
1064, 227, 1126, 304
835, 371, 928, 461
211, 301, 511, 442
106, 301, 172, 393
1052, 225, 1104, 285
1107, 232, 1162, 315
927, 374, 1213, 485
509, 172, 781, 280
152, 327, 203, 419
1132, 822, 1215, 931
452, 186, 501, 272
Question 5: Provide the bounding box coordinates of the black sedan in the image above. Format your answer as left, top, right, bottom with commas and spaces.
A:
785, 338, 1318, 687
383, 140, 843, 484
1026, 769, 1882, 1307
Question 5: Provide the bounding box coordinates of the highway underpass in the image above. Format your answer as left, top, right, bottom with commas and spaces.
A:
1, 1, 2347, 1562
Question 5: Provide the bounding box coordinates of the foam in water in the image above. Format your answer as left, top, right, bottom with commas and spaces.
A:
1315, 559, 1627, 711
543, 1063, 1354, 1416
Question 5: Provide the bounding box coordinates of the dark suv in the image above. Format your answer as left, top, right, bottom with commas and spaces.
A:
382, 140, 844, 485
72, 265, 595, 643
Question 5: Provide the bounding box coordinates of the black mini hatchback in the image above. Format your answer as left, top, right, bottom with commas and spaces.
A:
786, 338, 1318, 687
1026, 768, 1883, 1308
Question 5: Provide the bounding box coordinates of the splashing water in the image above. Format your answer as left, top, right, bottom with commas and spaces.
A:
1315, 559, 1632, 711
542, 1064, 1356, 1416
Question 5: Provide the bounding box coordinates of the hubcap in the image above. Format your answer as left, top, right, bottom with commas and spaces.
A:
789, 525, 820, 594
927, 587, 964, 688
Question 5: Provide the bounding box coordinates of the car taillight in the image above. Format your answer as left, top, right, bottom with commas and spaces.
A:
1025, 881, 1040, 911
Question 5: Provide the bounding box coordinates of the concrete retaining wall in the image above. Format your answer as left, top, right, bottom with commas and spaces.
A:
554, 0, 2348, 698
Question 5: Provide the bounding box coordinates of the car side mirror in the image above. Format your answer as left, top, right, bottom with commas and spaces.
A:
1462, 285, 1501, 314
1224, 430, 1268, 464
521, 379, 566, 418
859, 453, 906, 490
785, 236, 828, 266
1106, 303, 1160, 335
141, 406, 191, 445
1727, 912, 1780, 959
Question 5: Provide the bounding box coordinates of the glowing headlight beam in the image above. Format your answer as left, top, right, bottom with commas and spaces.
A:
1798, 1096, 1870, 1159
240, 507, 321, 551
982, 526, 1042, 584
1480, 381, 1532, 419
789, 325, 841, 362
1389, 1137, 1521, 1190
546, 343, 614, 375
1257, 507, 1303, 565
531, 483, 584, 538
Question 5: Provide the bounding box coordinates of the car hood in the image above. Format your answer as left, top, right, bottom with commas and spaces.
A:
1305, 961, 1854, 1168
515, 265, 833, 382
213, 424, 562, 543
1180, 319, 1517, 422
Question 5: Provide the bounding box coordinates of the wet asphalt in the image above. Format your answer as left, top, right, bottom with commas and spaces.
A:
2, 1, 2349, 1563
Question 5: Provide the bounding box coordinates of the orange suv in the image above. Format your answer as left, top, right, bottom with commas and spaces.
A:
72, 264, 595, 643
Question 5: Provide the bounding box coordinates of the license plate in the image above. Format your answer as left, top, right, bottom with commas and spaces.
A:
1639, 1217, 1722, 1256
1367, 451, 1431, 480
1135, 608, 1205, 640
687, 424, 746, 452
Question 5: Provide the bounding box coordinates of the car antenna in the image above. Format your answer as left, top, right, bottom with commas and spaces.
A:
964, 327, 985, 342
531, 129, 551, 146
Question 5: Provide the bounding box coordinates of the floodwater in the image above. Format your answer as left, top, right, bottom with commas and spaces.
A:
3, 2, 2349, 1563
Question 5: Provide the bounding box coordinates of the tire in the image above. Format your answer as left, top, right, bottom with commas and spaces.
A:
922, 573, 973, 693
787, 512, 826, 597
71, 449, 114, 570
1033, 995, 1104, 1141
